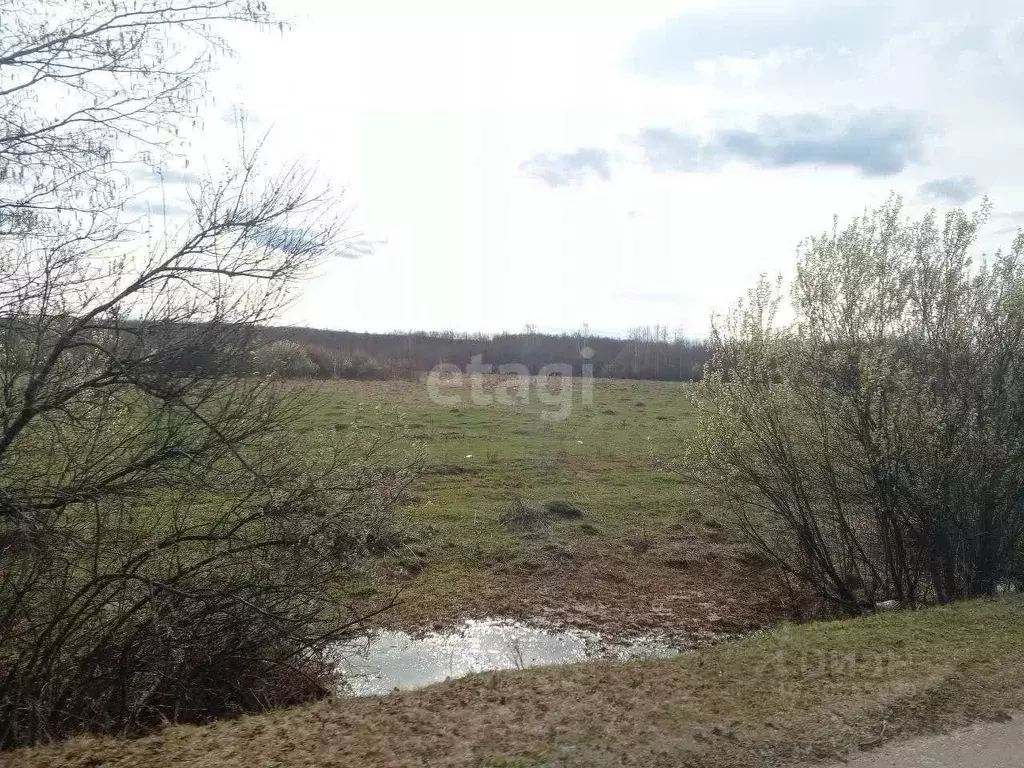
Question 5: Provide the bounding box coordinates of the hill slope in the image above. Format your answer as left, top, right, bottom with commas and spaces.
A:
8, 597, 1024, 768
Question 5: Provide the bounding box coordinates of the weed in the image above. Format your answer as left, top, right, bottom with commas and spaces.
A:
499, 498, 548, 530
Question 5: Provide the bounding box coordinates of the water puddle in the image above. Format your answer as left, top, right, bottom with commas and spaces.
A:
334, 618, 684, 696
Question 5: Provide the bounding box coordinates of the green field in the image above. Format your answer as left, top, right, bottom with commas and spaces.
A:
305, 375, 781, 638
9, 377, 1023, 768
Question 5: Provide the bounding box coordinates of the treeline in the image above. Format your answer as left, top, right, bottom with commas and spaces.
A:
258, 325, 709, 381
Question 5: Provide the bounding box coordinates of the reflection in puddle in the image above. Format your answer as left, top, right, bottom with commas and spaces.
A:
334, 619, 684, 696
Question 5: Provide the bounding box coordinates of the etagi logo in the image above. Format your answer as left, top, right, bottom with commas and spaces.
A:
426, 348, 595, 422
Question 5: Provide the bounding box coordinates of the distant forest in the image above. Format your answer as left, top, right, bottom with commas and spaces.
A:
261, 325, 709, 382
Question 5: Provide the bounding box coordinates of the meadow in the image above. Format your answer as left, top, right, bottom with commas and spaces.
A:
306, 375, 782, 640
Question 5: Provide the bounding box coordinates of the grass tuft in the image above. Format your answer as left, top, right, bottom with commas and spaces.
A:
499, 498, 548, 530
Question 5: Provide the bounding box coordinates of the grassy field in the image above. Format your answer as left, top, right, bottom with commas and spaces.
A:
305, 375, 781, 639
11, 596, 1024, 768
7, 377, 1022, 768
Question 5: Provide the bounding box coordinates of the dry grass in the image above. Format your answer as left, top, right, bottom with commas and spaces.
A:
7, 597, 1024, 768
499, 497, 548, 530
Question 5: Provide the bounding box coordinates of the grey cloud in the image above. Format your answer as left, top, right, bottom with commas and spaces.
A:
718, 111, 925, 176
257, 226, 322, 256
520, 148, 611, 187
260, 228, 383, 259
636, 110, 925, 177
341, 236, 387, 259
917, 176, 982, 204
635, 128, 713, 173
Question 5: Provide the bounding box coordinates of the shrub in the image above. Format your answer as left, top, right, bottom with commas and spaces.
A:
306, 344, 343, 377
253, 340, 318, 377
0, 0, 414, 749
0, 424, 415, 747
691, 197, 1024, 613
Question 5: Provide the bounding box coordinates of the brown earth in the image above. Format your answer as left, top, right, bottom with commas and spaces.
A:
372, 538, 788, 645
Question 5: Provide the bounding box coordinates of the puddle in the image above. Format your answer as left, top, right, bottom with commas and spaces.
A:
334, 618, 684, 696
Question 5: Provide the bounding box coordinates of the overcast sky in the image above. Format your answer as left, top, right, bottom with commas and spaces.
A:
151, 0, 1024, 337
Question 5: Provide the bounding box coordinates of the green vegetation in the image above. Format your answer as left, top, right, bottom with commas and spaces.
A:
268, 324, 709, 382
302, 376, 783, 637
10, 597, 1023, 768
693, 199, 1024, 613
4, 0, 1018, 758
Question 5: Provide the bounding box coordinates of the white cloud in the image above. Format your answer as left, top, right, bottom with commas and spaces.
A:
161, 0, 1024, 337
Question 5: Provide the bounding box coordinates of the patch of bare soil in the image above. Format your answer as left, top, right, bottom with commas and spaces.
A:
377, 540, 787, 644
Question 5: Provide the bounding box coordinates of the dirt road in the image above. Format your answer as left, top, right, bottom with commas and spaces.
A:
822, 714, 1024, 767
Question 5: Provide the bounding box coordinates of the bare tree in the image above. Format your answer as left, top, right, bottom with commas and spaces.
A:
689, 197, 1024, 614
0, 0, 414, 748
1, 0, 276, 225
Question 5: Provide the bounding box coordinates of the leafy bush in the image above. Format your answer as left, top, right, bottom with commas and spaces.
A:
253, 340, 318, 377
691, 198, 1024, 613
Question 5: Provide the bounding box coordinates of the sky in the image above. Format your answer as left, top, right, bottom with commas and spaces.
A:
147, 0, 1024, 337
